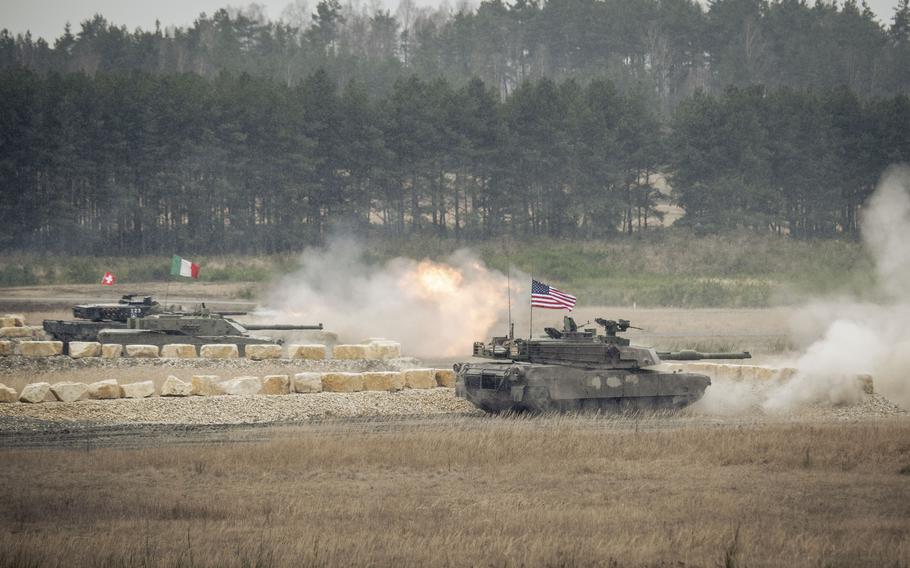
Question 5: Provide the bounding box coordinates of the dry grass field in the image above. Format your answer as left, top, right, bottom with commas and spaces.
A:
1, 417, 908, 567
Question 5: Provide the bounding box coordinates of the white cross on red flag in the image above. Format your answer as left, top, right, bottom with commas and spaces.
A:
101, 272, 116, 286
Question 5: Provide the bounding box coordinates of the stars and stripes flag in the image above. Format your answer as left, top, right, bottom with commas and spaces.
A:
531, 279, 576, 310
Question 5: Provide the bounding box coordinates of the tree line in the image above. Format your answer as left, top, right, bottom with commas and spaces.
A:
1, 67, 908, 254
2, 0, 910, 113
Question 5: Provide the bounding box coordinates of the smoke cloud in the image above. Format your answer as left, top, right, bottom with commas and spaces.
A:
261, 238, 515, 357
766, 165, 910, 411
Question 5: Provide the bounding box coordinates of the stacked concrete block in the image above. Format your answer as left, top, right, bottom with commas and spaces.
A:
293, 372, 323, 393
121, 381, 156, 399
201, 344, 239, 359
221, 376, 262, 396
101, 344, 123, 359
364, 339, 402, 359
191, 375, 223, 396
69, 342, 102, 358
161, 376, 192, 397
362, 371, 404, 392
161, 344, 197, 358
17, 341, 64, 357
288, 344, 326, 360
0, 341, 12, 356
261, 375, 291, 395
402, 368, 437, 389
88, 379, 121, 399
245, 344, 282, 361
435, 369, 457, 388
19, 382, 51, 403
321, 372, 364, 392
0, 384, 17, 403
332, 345, 371, 360
0, 326, 33, 338
125, 344, 159, 358
50, 382, 89, 402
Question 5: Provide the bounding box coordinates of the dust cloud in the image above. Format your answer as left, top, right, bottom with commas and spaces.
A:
767, 165, 910, 411
261, 238, 516, 357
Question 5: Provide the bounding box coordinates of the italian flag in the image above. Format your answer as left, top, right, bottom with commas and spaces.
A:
170, 255, 200, 279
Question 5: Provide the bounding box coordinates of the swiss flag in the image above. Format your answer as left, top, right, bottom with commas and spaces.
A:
101, 272, 116, 286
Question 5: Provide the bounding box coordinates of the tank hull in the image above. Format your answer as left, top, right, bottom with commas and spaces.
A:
455, 362, 710, 413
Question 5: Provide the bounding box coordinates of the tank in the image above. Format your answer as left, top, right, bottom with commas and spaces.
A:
42, 294, 167, 345
96, 307, 323, 355
43, 295, 322, 355
455, 316, 751, 413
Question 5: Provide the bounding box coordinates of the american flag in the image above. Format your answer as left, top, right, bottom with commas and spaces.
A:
531, 279, 577, 310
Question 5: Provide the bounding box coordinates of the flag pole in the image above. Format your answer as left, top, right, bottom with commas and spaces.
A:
164, 254, 173, 309
529, 276, 533, 341
507, 266, 512, 339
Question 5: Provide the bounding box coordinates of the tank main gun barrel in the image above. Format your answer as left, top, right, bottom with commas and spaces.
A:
657, 350, 751, 361
242, 323, 324, 331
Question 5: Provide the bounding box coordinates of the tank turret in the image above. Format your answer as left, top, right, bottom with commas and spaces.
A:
456, 315, 751, 413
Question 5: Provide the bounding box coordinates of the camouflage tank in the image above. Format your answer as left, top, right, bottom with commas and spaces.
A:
96, 307, 323, 355
455, 316, 751, 413
43, 295, 321, 355
43, 295, 168, 345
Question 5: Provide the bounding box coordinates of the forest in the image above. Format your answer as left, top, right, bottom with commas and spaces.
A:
1, 0, 909, 254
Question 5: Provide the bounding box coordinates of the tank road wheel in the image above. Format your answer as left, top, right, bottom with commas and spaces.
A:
522, 386, 555, 413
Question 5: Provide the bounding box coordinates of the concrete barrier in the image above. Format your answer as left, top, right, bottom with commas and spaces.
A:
332, 345, 371, 360
288, 344, 326, 360
0, 384, 16, 403
19, 382, 51, 403
293, 372, 323, 393
0, 326, 32, 338
403, 368, 437, 389
245, 344, 282, 361
101, 344, 123, 359
88, 379, 121, 399
0, 341, 11, 356
677, 363, 875, 394
161, 344, 197, 358
221, 377, 261, 396
261, 375, 290, 395
201, 344, 239, 359
50, 382, 89, 402
1, 314, 26, 327
321, 372, 363, 392
191, 375, 223, 396
17, 341, 64, 357
161, 376, 192, 397
69, 342, 102, 359
121, 381, 156, 399
435, 369, 457, 388
362, 371, 404, 392
125, 345, 159, 358
365, 340, 402, 359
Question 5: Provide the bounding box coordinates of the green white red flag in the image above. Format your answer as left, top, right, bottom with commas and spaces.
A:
170, 255, 200, 279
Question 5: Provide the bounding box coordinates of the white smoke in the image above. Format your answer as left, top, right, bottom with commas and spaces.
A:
765, 165, 910, 411
261, 237, 515, 357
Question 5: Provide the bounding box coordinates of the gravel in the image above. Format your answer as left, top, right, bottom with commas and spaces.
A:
0, 388, 475, 431
0, 355, 423, 375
